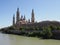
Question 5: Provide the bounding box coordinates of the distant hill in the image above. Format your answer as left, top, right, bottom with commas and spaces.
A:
39, 21, 60, 27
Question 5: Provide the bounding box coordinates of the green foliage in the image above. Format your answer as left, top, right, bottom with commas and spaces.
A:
8, 26, 15, 30
42, 26, 52, 38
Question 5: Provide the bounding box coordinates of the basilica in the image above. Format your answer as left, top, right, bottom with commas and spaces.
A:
13, 8, 35, 26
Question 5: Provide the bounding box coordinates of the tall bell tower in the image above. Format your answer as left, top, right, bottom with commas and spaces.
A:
16, 8, 20, 24
31, 9, 35, 23
13, 14, 15, 26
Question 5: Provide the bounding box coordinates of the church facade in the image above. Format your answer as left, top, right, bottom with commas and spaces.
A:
12, 8, 35, 27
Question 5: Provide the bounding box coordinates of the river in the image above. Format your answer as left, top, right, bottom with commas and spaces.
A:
0, 33, 60, 45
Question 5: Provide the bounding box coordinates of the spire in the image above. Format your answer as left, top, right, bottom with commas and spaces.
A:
17, 8, 19, 12
21, 15, 23, 20
23, 15, 26, 20
28, 19, 30, 23
13, 14, 15, 26
16, 8, 20, 24
31, 9, 35, 23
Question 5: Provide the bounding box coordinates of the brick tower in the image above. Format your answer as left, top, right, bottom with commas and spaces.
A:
31, 9, 35, 23
13, 14, 15, 26
16, 8, 20, 24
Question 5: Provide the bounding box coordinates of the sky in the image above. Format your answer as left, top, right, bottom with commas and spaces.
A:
0, 0, 60, 28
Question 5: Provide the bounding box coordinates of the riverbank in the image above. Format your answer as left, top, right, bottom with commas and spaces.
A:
1, 29, 60, 40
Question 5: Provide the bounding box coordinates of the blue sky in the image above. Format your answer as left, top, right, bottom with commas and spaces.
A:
0, 0, 60, 28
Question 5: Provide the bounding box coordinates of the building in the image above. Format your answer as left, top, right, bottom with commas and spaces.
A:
13, 8, 35, 27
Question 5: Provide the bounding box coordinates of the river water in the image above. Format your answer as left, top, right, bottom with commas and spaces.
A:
0, 33, 60, 45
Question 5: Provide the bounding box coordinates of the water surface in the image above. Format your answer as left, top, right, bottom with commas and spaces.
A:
0, 33, 60, 45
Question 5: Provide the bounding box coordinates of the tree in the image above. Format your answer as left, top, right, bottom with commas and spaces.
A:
42, 26, 52, 39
